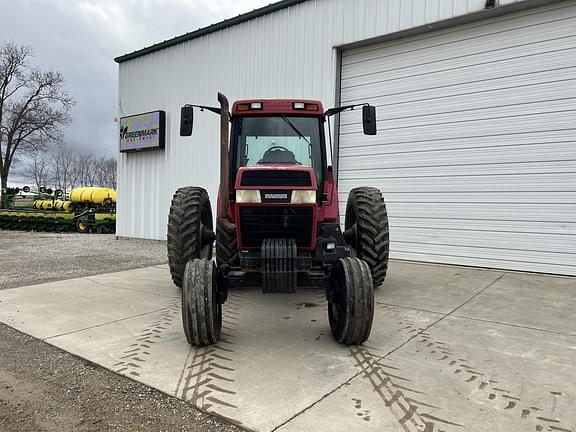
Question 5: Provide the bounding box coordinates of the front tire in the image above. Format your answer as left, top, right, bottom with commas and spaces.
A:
344, 187, 390, 288
167, 187, 214, 288
328, 257, 374, 345
182, 259, 222, 346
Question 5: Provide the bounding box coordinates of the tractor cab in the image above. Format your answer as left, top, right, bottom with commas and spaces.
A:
229, 100, 327, 253
230, 100, 326, 190
170, 93, 388, 347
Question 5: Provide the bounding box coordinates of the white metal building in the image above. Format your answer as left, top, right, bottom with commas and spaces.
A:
115, 0, 576, 276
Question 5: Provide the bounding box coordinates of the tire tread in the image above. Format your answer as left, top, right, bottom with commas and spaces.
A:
216, 220, 239, 267
346, 187, 390, 287
329, 257, 374, 345
167, 187, 212, 287
182, 259, 221, 346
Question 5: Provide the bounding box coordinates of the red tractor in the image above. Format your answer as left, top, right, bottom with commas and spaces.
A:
168, 93, 389, 346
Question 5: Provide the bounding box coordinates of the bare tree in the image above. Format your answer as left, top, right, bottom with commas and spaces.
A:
105, 158, 117, 189
51, 142, 75, 192
20, 149, 50, 190
0, 41, 73, 196
19, 141, 118, 193
74, 151, 96, 187
93, 156, 117, 189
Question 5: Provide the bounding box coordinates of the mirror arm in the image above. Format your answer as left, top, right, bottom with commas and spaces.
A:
324, 103, 369, 117
184, 104, 222, 115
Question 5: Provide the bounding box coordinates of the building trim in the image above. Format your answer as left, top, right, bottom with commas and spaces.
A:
335, 0, 565, 52
114, 0, 309, 63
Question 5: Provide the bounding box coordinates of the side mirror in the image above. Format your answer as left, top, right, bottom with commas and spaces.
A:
362, 105, 377, 135
180, 106, 194, 136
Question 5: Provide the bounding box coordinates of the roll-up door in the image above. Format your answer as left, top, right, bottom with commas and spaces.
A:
338, 1, 576, 276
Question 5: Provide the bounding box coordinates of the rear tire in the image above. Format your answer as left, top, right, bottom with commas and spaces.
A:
216, 219, 239, 267
182, 259, 222, 346
96, 224, 109, 234
344, 187, 389, 288
328, 257, 374, 345
167, 187, 214, 288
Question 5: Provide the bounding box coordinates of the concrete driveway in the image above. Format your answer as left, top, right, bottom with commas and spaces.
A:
0, 261, 574, 432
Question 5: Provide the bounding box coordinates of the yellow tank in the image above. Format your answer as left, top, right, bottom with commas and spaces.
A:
53, 200, 73, 212
62, 201, 73, 212
70, 187, 95, 203
69, 187, 84, 202
40, 200, 53, 209
70, 187, 116, 204
80, 187, 96, 202
92, 188, 116, 204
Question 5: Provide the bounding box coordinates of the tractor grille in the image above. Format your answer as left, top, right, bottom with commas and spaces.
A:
240, 170, 312, 187
239, 206, 313, 248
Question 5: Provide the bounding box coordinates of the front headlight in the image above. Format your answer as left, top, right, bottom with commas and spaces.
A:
291, 190, 316, 204
235, 189, 316, 204
235, 189, 261, 203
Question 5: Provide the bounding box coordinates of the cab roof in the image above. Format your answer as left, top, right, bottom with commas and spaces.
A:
232, 99, 324, 116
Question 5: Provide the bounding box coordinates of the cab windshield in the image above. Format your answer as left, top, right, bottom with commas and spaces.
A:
233, 116, 324, 184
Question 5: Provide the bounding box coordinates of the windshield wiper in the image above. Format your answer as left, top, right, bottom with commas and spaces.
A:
280, 116, 311, 146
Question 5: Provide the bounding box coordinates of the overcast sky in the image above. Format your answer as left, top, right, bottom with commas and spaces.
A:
0, 0, 275, 159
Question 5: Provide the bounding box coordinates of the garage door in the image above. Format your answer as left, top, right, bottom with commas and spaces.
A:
338, 1, 576, 276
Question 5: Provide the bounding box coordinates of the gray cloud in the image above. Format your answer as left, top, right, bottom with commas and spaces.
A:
0, 0, 273, 159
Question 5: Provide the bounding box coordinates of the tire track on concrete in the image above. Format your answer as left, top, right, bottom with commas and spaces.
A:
112, 298, 180, 378
177, 292, 241, 421
419, 333, 574, 432
378, 303, 574, 432
350, 346, 463, 432
271, 297, 462, 432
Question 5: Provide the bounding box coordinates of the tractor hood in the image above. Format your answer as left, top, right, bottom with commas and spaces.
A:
233, 165, 318, 250
234, 165, 318, 190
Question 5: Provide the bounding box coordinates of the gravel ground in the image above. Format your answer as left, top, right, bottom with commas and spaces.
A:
0, 229, 242, 432
0, 324, 243, 432
0, 231, 168, 290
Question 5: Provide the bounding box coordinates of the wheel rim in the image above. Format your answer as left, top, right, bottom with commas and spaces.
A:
211, 265, 222, 337
181, 277, 193, 344
328, 261, 346, 337
330, 302, 342, 327
78, 222, 87, 231
330, 276, 343, 323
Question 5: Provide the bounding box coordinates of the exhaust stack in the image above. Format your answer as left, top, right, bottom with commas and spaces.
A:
218, 92, 230, 220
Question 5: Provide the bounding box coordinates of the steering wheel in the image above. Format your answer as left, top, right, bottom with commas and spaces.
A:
264, 145, 291, 153
259, 145, 301, 164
